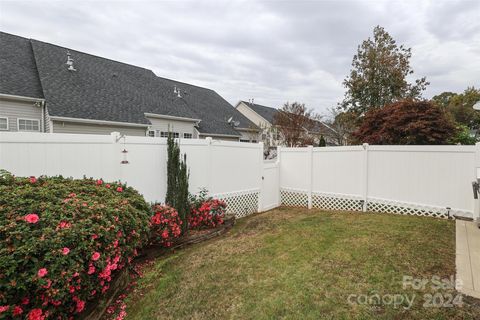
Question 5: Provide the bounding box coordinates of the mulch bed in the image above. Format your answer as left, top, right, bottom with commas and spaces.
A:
80, 215, 236, 320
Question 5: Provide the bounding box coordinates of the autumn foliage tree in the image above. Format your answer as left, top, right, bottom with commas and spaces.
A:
341, 26, 428, 114
353, 100, 457, 145
273, 102, 320, 147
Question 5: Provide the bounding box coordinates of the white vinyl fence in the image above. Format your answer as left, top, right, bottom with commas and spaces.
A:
0, 132, 264, 218
1, 132, 479, 220
279, 144, 478, 219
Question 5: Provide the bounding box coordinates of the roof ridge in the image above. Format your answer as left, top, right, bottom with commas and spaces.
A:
241, 100, 278, 111
29, 37, 155, 75
26, 33, 215, 92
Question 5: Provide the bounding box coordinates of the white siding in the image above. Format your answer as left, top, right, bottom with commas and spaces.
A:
52, 121, 147, 136
146, 117, 196, 138
236, 102, 271, 128
237, 129, 261, 142
0, 98, 43, 132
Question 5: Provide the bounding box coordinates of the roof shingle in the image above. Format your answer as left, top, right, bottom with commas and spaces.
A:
1, 31, 258, 136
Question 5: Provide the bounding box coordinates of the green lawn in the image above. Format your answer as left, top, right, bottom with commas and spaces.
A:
125, 207, 480, 319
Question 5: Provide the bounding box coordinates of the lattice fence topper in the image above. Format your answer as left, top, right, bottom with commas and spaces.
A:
212, 189, 259, 218
312, 192, 364, 212
366, 197, 468, 220
280, 188, 308, 207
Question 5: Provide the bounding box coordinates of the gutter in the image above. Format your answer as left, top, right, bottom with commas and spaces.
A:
144, 113, 201, 123
49, 116, 150, 128
0, 93, 45, 103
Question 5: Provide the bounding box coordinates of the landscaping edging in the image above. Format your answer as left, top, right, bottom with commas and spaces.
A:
80, 214, 236, 320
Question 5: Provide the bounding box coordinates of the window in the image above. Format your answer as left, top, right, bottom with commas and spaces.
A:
18, 119, 40, 132
183, 133, 193, 139
147, 130, 155, 137
252, 140, 257, 143
0, 117, 8, 130
240, 139, 250, 143
160, 131, 179, 138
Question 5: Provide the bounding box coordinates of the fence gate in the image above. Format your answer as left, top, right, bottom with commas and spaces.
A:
260, 160, 280, 211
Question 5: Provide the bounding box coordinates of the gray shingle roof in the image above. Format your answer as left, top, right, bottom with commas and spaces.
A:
241, 101, 278, 124
0, 32, 43, 99
1, 32, 258, 136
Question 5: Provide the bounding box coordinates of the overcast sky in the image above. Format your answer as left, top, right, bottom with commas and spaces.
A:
0, 0, 479, 114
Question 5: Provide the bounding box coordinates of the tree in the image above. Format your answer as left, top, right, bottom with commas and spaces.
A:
341, 26, 429, 114
165, 131, 190, 233
318, 135, 326, 147
323, 107, 360, 145
432, 87, 480, 132
353, 100, 457, 145
273, 102, 320, 147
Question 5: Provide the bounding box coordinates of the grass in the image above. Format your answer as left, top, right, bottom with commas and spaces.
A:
125, 207, 480, 319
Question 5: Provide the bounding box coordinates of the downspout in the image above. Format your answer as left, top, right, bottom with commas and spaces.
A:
41, 101, 46, 133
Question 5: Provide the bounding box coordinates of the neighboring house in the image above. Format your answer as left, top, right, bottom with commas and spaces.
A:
0, 32, 260, 141
235, 100, 337, 151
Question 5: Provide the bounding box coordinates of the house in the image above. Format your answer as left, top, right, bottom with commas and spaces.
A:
0, 32, 260, 141
235, 100, 337, 150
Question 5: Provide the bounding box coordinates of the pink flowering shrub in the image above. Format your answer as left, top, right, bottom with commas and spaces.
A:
0, 172, 150, 319
150, 205, 182, 247
189, 190, 226, 229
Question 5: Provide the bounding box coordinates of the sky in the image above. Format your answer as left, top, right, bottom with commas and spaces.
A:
0, 0, 479, 115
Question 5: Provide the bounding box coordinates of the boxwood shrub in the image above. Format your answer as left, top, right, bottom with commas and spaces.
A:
0, 171, 151, 319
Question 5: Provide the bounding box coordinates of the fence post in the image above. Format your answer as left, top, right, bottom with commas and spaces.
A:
474, 142, 480, 222
362, 143, 369, 212
307, 145, 313, 209
206, 137, 213, 196
258, 142, 264, 213
277, 146, 282, 206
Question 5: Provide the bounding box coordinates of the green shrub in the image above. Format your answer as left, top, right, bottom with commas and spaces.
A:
0, 172, 150, 319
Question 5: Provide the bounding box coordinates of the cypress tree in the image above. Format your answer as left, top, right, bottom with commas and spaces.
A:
177, 154, 190, 233
166, 131, 179, 207
165, 131, 190, 234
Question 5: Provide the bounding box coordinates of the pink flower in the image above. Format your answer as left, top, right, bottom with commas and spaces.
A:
0, 306, 9, 313
91, 234, 99, 240
24, 213, 39, 224
75, 299, 85, 313
29, 176, 37, 183
37, 268, 48, 278
105, 184, 111, 189
58, 221, 71, 229
96, 179, 103, 185
62, 247, 70, 255
21, 297, 29, 305
88, 265, 96, 274
28, 308, 44, 320
116, 187, 123, 192
13, 306, 23, 316
92, 252, 101, 261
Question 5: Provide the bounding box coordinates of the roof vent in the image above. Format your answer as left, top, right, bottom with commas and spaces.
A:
66, 51, 76, 72
173, 86, 181, 98
227, 116, 240, 127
